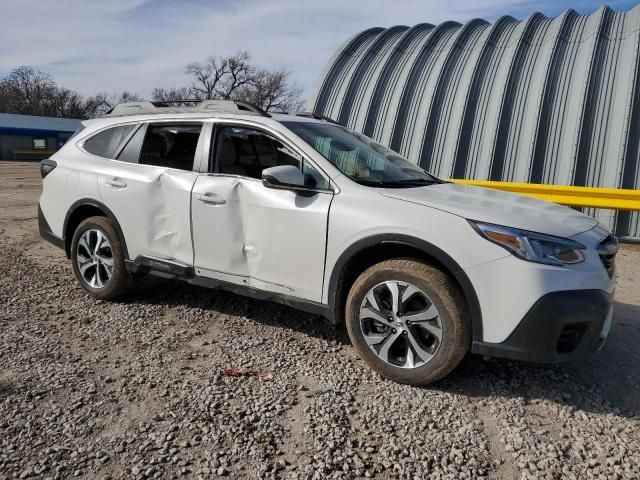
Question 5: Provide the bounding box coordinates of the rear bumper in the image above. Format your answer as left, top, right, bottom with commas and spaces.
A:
38, 204, 64, 250
471, 289, 613, 363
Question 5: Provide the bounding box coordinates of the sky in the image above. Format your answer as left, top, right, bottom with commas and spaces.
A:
1, 0, 638, 103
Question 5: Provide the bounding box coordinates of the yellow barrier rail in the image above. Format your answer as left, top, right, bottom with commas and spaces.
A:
449, 179, 640, 211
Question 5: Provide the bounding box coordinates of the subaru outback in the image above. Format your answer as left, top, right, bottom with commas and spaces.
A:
38, 100, 617, 385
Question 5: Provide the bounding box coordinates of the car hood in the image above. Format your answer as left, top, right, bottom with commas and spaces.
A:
379, 182, 598, 238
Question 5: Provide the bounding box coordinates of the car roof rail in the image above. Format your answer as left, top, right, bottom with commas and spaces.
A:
103, 100, 271, 118
233, 100, 271, 118
150, 99, 201, 107
292, 111, 339, 124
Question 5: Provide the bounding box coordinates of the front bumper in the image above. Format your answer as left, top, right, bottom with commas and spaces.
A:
471, 289, 613, 363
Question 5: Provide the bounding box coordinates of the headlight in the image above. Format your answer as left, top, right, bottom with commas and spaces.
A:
469, 221, 585, 266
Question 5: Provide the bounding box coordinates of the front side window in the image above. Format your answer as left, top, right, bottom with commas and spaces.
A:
83, 125, 135, 158
139, 123, 202, 171
282, 121, 441, 188
215, 126, 329, 189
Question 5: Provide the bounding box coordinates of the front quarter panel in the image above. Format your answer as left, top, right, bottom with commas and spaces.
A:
322, 185, 510, 305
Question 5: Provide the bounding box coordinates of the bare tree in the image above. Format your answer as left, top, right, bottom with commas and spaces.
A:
0, 66, 143, 119
238, 67, 304, 112
1, 53, 304, 119
0, 66, 58, 116
48, 87, 87, 118
151, 86, 195, 105
217, 51, 255, 99
184, 59, 223, 99
83, 91, 144, 118
182, 51, 304, 112
81, 93, 113, 118
117, 91, 143, 104
185, 51, 255, 100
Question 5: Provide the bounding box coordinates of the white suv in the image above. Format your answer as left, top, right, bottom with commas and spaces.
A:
39, 100, 617, 385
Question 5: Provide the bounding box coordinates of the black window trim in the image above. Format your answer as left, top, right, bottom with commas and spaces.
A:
78, 119, 208, 171
113, 123, 146, 162
208, 121, 334, 193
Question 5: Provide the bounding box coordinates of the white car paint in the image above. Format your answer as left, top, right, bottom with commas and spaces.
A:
191, 174, 332, 301
39, 109, 615, 351
379, 182, 598, 238
97, 159, 198, 264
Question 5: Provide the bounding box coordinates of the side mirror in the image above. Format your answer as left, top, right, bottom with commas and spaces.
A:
262, 165, 306, 191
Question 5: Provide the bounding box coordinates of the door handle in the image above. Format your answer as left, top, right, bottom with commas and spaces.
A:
105, 178, 127, 189
196, 192, 226, 205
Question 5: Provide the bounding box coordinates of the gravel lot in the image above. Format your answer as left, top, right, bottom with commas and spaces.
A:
0, 161, 639, 480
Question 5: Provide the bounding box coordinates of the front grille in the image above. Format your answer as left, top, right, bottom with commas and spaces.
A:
597, 234, 618, 279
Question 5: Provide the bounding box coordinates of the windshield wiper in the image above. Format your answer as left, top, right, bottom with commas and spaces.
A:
353, 179, 402, 187
394, 178, 440, 186
354, 178, 440, 188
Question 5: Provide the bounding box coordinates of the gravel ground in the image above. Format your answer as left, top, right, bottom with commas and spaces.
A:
0, 162, 639, 480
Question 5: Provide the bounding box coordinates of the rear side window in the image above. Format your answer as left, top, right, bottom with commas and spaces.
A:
139, 124, 202, 171
83, 125, 135, 158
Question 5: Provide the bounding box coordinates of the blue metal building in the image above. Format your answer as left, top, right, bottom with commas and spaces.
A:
0, 113, 81, 161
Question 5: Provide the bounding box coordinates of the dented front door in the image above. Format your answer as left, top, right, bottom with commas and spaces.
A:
191, 175, 332, 302
98, 163, 197, 265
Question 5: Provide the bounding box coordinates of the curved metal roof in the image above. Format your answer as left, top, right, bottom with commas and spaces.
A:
310, 6, 640, 238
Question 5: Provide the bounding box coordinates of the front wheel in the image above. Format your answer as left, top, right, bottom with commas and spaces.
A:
70, 216, 132, 300
345, 259, 471, 385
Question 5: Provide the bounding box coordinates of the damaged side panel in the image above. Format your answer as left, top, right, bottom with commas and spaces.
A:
98, 164, 197, 265
191, 176, 250, 278
192, 175, 332, 302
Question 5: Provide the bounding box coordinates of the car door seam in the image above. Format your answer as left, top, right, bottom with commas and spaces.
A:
320, 193, 335, 301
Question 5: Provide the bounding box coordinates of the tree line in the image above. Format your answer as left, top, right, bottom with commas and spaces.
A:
0, 52, 304, 120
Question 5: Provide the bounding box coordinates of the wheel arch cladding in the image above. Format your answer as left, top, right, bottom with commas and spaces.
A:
63, 199, 129, 260
327, 234, 483, 341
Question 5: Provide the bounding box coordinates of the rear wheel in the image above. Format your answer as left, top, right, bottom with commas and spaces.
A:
345, 259, 470, 385
70, 216, 132, 299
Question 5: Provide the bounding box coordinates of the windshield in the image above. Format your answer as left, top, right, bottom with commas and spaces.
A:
281, 121, 440, 187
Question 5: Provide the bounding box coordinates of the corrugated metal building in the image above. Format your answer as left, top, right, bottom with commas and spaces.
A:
310, 6, 640, 239
0, 113, 81, 161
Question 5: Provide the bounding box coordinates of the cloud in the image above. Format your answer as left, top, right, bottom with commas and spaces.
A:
1, 0, 637, 102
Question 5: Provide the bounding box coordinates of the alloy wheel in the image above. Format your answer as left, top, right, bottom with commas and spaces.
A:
76, 229, 114, 289
359, 280, 443, 368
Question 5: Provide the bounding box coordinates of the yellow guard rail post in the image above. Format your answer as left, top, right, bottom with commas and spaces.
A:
449, 179, 640, 211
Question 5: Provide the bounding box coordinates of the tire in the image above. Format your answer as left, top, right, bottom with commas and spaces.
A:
345, 259, 471, 385
70, 216, 132, 300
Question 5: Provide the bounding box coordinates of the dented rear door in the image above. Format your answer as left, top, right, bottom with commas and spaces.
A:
97, 121, 206, 265
98, 164, 197, 264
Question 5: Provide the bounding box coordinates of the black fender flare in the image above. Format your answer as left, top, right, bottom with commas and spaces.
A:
63, 198, 129, 260
327, 234, 483, 341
